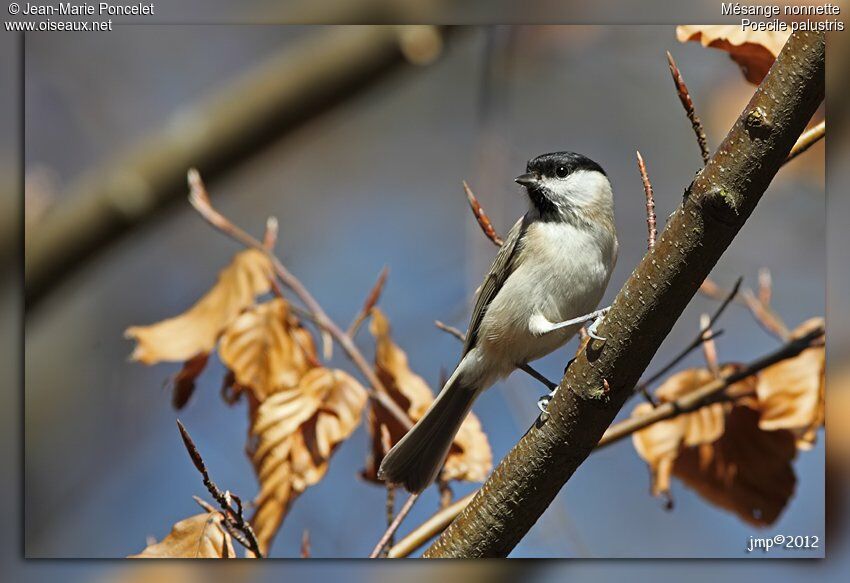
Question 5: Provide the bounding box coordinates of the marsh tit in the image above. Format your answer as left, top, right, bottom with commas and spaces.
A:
379, 151, 618, 493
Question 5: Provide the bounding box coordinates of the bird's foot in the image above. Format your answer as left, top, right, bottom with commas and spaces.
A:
586, 306, 611, 341
537, 387, 558, 413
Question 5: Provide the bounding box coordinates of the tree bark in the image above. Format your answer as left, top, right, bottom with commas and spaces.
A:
424, 30, 825, 558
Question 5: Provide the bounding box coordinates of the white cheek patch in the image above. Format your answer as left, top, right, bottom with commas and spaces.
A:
543, 170, 612, 209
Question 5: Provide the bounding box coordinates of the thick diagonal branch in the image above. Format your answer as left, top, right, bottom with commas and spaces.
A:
424, 31, 825, 558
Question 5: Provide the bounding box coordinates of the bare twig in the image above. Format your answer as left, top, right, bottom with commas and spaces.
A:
463, 180, 503, 246
757, 267, 772, 307
597, 324, 823, 447
187, 170, 413, 431
785, 120, 825, 164
388, 492, 475, 558
176, 420, 264, 558
634, 277, 740, 400
437, 480, 453, 510
637, 385, 659, 407
347, 266, 389, 337
300, 530, 311, 558
435, 320, 557, 391
389, 323, 824, 557
636, 151, 657, 250
379, 424, 396, 558
700, 274, 790, 340
666, 51, 711, 165
262, 217, 278, 251
742, 288, 791, 340
370, 493, 420, 558
433, 320, 466, 342
700, 313, 720, 377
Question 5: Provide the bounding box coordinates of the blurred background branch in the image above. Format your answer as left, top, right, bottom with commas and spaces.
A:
23, 24, 450, 308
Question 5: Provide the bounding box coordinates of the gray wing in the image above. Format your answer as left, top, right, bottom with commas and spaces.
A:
462, 214, 530, 355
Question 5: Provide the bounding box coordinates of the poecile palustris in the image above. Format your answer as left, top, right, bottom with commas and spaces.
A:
379, 151, 618, 493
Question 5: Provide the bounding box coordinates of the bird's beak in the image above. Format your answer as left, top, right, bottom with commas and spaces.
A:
514, 173, 539, 187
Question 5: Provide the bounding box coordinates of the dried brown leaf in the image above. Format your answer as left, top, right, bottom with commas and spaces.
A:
126, 249, 273, 364
249, 368, 367, 554
631, 403, 687, 497
756, 318, 825, 449
633, 367, 754, 498
655, 368, 728, 446
129, 512, 235, 558
362, 308, 492, 484
673, 405, 797, 526
219, 298, 317, 402
442, 409, 492, 483
633, 366, 797, 526
171, 353, 210, 410
676, 25, 790, 84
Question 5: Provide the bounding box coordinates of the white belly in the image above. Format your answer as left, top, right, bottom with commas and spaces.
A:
475, 220, 616, 378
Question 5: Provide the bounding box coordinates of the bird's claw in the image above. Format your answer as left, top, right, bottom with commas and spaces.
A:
586, 307, 610, 341
537, 388, 558, 413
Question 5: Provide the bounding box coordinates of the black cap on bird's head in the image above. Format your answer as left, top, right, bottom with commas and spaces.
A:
514, 152, 611, 220
515, 151, 606, 186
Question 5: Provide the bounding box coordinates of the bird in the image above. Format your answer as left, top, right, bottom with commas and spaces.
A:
378, 151, 618, 493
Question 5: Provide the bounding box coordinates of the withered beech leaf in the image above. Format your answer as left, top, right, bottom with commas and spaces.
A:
249, 368, 367, 554
654, 368, 728, 447
442, 410, 492, 483
362, 308, 492, 484
673, 405, 797, 527
126, 249, 273, 364
631, 403, 688, 497
171, 353, 210, 410
756, 318, 825, 449
129, 512, 235, 558
632, 366, 754, 499
676, 25, 790, 84
218, 298, 317, 402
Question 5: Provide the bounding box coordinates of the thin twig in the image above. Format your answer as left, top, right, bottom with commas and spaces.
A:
438, 480, 453, 510
742, 288, 790, 340
463, 180, 503, 247
757, 267, 772, 307
193, 495, 246, 558
785, 120, 825, 164
700, 313, 720, 377
434, 320, 557, 391
380, 424, 396, 558
388, 323, 824, 557
635, 277, 741, 399
388, 492, 475, 558
347, 266, 389, 337
636, 151, 657, 250
176, 420, 264, 558
666, 51, 711, 165
700, 274, 789, 340
433, 320, 466, 342
370, 493, 420, 558
263, 217, 278, 251
300, 530, 311, 558
382, 487, 397, 557
598, 324, 824, 447
187, 170, 413, 431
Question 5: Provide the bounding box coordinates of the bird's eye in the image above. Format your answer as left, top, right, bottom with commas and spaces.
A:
555, 166, 568, 178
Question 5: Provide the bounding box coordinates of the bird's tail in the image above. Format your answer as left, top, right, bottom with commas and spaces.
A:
378, 368, 479, 493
